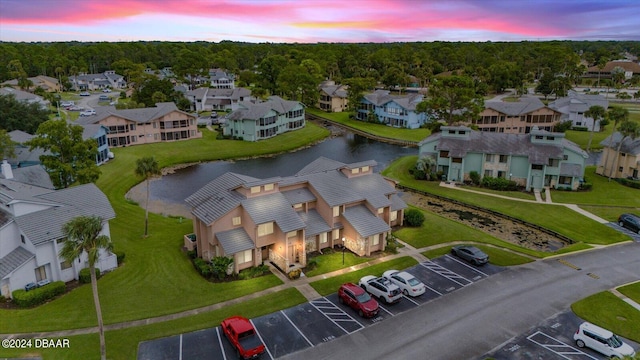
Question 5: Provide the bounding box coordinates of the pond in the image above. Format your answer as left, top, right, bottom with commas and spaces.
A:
141, 131, 416, 207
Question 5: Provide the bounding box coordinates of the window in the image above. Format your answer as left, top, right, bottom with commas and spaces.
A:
34, 265, 46, 282
351, 168, 360, 174
319, 232, 328, 243
333, 229, 340, 240
287, 231, 297, 238
484, 170, 493, 177
563, 155, 568, 160
264, 183, 274, 191
499, 155, 508, 163
532, 164, 543, 170
250, 186, 260, 194
293, 203, 302, 210
497, 171, 505, 178
558, 176, 571, 185
535, 135, 543, 140
452, 157, 462, 163
439, 150, 449, 158
333, 206, 340, 217
372, 234, 380, 246
361, 166, 369, 172
232, 217, 241, 226
21, 235, 26, 244
547, 159, 559, 167
390, 211, 398, 222
130, 124, 136, 131
257, 222, 274, 236
619, 166, 623, 172
237, 249, 253, 264
378, 208, 384, 214
485, 154, 494, 162
60, 260, 72, 270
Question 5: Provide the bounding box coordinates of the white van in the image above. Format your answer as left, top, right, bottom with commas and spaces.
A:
574, 322, 635, 358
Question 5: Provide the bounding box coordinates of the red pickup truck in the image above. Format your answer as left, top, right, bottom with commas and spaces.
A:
221, 316, 266, 359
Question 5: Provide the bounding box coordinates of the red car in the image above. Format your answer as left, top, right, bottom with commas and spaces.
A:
338, 283, 379, 318
221, 316, 265, 359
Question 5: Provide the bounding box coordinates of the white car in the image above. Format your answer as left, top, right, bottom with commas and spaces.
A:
79, 91, 90, 96
80, 109, 96, 116
574, 322, 635, 359
382, 270, 426, 297
358, 275, 402, 304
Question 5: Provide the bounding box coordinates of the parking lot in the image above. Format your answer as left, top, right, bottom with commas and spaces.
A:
482, 311, 640, 360
138, 255, 503, 359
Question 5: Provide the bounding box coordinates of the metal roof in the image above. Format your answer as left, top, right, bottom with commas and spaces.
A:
559, 163, 583, 177
185, 172, 251, 225
216, 228, 255, 255
241, 193, 305, 233
342, 205, 390, 238
299, 209, 331, 237
281, 187, 316, 205
0, 247, 35, 279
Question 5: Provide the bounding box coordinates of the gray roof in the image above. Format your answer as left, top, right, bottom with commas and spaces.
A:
241, 193, 305, 233
281, 187, 316, 205
185, 172, 252, 225
216, 228, 255, 255
342, 205, 390, 238
296, 157, 349, 176
390, 194, 408, 211
321, 84, 348, 98
362, 90, 422, 110
548, 91, 608, 116
0, 177, 56, 206
299, 209, 331, 237
8, 166, 55, 189
77, 102, 192, 125
81, 124, 105, 140
560, 163, 583, 177
8, 130, 34, 144
0, 247, 35, 280
600, 132, 640, 155
0, 207, 11, 228
0, 87, 41, 102
14, 183, 115, 245
484, 96, 547, 116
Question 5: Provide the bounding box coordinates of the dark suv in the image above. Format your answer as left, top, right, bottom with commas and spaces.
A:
618, 213, 640, 234
338, 283, 379, 318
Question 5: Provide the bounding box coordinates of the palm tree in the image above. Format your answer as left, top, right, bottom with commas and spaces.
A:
609, 120, 640, 179
135, 156, 160, 237
59, 216, 112, 360
585, 105, 606, 152
602, 106, 628, 181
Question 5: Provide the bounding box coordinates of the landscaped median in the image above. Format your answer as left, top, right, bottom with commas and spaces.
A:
382, 156, 633, 247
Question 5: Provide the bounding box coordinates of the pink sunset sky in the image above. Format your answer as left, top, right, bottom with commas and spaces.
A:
1, 0, 639, 43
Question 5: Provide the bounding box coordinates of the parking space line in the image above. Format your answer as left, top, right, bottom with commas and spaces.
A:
215, 327, 227, 360
420, 261, 472, 286
179, 334, 183, 360
310, 298, 363, 334
526, 331, 599, 360
250, 319, 274, 360
402, 295, 421, 306
377, 304, 394, 316
280, 310, 314, 348
445, 254, 489, 277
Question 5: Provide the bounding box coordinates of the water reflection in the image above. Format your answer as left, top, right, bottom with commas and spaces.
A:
149, 133, 416, 204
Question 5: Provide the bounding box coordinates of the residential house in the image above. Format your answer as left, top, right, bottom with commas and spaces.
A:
596, 132, 640, 180
184, 157, 407, 273
1, 75, 60, 92
209, 68, 235, 89
0, 87, 50, 109
186, 87, 252, 112
357, 90, 427, 129
81, 124, 111, 165
585, 60, 640, 81
318, 80, 348, 112
69, 70, 126, 91
223, 96, 305, 141
76, 102, 201, 147
418, 126, 588, 191
476, 96, 562, 134
0, 161, 117, 298
7, 130, 48, 169
548, 90, 609, 132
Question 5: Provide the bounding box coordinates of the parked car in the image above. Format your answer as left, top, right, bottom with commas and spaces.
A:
60, 101, 74, 107
574, 321, 636, 359
358, 275, 402, 304
451, 245, 489, 265
618, 213, 640, 234
79, 91, 90, 96
210, 112, 218, 119
221, 316, 265, 359
382, 270, 426, 297
68, 106, 84, 111
338, 283, 379, 318
102, 88, 111, 93
99, 95, 110, 101
80, 109, 96, 116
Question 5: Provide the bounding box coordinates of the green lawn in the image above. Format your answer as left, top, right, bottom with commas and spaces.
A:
307, 108, 431, 142
422, 244, 534, 266
0, 124, 329, 334
382, 156, 632, 246
0, 288, 307, 360
549, 167, 640, 208
572, 291, 640, 343
618, 282, 640, 303
304, 248, 372, 277
309, 257, 418, 296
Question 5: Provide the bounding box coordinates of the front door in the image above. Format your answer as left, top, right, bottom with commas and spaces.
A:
288, 245, 295, 264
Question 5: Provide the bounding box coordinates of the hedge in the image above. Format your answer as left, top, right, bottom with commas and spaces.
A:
12, 281, 66, 307
79, 267, 101, 284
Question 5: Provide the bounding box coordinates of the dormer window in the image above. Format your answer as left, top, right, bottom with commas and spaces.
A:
362, 166, 370, 172
458, 130, 466, 135
250, 186, 260, 194
547, 136, 554, 141
351, 168, 360, 175
264, 183, 274, 191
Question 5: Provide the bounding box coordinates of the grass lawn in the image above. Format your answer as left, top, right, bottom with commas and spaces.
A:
307, 108, 431, 143
0, 288, 307, 360
571, 291, 640, 343
304, 248, 372, 277
382, 156, 632, 246
422, 244, 534, 266
309, 257, 418, 296
0, 124, 329, 334
618, 282, 640, 303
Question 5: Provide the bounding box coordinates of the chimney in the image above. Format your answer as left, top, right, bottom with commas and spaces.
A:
1, 160, 13, 179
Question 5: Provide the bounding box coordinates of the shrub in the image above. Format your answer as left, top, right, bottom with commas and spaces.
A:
469, 171, 480, 185
481, 176, 518, 191
385, 237, 399, 254
186, 250, 197, 259
616, 178, 640, 189
412, 168, 426, 180
554, 120, 573, 133
305, 257, 318, 271
288, 268, 302, 279
79, 268, 100, 284
210, 256, 234, 280
404, 209, 425, 227
193, 258, 212, 278
12, 281, 66, 307
579, 182, 593, 191
114, 250, 125, 265
238, 264, 271, 280
571, 126, 589, 132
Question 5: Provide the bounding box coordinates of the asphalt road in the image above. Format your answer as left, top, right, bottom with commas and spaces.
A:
281, 242, 640, 360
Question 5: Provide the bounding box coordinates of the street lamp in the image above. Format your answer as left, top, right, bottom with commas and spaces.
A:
342, 237, 346, 265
